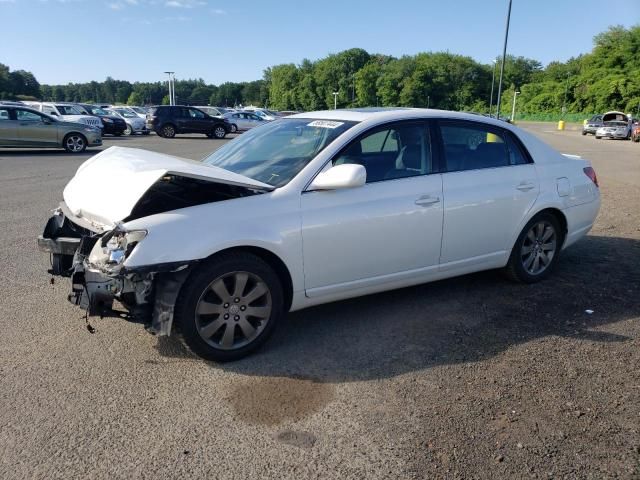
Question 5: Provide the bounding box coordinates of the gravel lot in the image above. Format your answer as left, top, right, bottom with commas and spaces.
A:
0, 123, 638, 479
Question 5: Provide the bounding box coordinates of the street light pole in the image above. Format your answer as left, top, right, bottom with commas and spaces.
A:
332, 91, 339, 110
495, 0, 512, 119
164, 71, 174, 105
489, 58, 498, 117
511, 90, 520, 123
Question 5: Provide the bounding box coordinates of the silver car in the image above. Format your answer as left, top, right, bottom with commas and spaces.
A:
107, 108, 149, 135
223, 111, 267, 132
0, 105, 102, 152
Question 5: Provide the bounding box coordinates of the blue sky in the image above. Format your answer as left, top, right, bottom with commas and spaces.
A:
1, 0, 638, 85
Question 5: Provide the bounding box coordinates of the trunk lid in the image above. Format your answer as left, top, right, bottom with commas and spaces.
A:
63, 146, 273, 229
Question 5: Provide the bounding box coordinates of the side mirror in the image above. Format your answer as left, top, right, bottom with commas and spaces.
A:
308, 163, 366, 191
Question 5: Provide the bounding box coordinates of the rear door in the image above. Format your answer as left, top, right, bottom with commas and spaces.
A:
15, 108, 59, 146
0, 107, 18, 146
436, 119, 539, 270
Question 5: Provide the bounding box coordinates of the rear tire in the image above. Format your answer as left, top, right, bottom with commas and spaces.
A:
175, 252, 284, 362
581, 131, 587, 136
595, 135, 601, 139
161, 124, 176, 138
230, 124, 238, 133
504, 212, 563, 283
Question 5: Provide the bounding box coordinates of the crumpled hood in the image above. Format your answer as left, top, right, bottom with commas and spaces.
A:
63, 146, 273, 229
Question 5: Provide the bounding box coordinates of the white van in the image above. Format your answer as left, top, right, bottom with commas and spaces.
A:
24, 102, 102, 129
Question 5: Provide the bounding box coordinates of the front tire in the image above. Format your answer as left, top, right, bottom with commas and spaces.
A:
175, 252, 284, 362
504, 212, 563, 283
63, 133, 87, 153
123, 124, 133, 136
213, 125, 227, 139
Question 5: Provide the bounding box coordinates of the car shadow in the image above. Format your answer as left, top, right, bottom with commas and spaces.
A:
155, 234, 640, 382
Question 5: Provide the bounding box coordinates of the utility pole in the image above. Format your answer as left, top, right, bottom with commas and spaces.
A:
495, 0, 512, 119
562, 72, 570, 117
489, 58, 498, 117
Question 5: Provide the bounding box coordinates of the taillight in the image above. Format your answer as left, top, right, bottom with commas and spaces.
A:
583, 167, 599, 188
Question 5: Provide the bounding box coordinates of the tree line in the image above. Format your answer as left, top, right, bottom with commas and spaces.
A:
2, 25, 638, 117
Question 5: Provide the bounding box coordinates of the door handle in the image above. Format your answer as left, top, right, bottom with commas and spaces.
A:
415, 195, 440, 206
516, 182, 535, 192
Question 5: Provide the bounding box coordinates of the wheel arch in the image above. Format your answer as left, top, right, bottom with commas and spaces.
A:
61, 131, 87, 150
200, 245, 294, 312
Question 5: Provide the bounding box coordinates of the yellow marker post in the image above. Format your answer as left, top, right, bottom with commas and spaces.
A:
557, 120, 565, 131
486, 132, 499, 143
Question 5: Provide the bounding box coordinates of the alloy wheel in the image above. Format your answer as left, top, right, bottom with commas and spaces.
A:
65, 135, 85, 152
520, 220, 557, 276
195, 271, 272, 350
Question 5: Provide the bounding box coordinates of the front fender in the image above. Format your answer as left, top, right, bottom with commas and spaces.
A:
122, 192, 304, 291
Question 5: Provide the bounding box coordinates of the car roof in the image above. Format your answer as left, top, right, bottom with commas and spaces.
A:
288, 107, 513, 128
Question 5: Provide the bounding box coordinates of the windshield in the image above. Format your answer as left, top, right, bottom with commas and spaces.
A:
131, 107, 146, 114
56, 105, 84, 115
203, 118, 357, 187
86, 106, 109, 116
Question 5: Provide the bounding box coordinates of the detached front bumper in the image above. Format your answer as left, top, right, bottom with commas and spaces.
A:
38, 207, 193, 335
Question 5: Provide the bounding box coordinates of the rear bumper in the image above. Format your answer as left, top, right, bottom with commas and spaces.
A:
563, 196, 601, 249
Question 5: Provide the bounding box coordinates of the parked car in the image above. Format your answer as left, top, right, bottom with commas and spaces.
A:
582, 114, 603, 135
243, 107, 280, 121
595, 111, 631, 139
0, 105, 101, 152
107, 107, 149, 135
37, 108, 600, 361
223, 111, 266, 132
25, 102, 103, 129
76, 104, 127, 136
147, 105, 231, 138
194, 106, 226, 118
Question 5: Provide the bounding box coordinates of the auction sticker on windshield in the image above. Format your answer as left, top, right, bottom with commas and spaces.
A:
307, 120, 344, 129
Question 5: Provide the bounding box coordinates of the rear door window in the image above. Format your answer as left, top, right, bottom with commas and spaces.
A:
439, 121, 513, 172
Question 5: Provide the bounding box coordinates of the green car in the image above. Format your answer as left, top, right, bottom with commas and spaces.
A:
0, 105, 102, 153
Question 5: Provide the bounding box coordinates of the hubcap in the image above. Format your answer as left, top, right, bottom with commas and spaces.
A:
66, 136, 84, 152
195, 271, 272, 350
164, 126, 174, 136
215, 127, 225, 137
521, 221, 556, 275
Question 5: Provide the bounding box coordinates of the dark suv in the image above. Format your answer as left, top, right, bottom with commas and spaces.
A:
77, 104, 127, 136
147, 106, 231, 139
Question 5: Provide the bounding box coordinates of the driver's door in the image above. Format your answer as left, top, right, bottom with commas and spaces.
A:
15, 109, 59, 146
300, 120, 443, 298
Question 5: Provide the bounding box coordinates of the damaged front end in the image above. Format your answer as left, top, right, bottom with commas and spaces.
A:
38, 205, 193, 336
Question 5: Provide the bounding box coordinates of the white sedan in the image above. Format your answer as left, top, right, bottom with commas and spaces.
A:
37, 108, 600, 361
